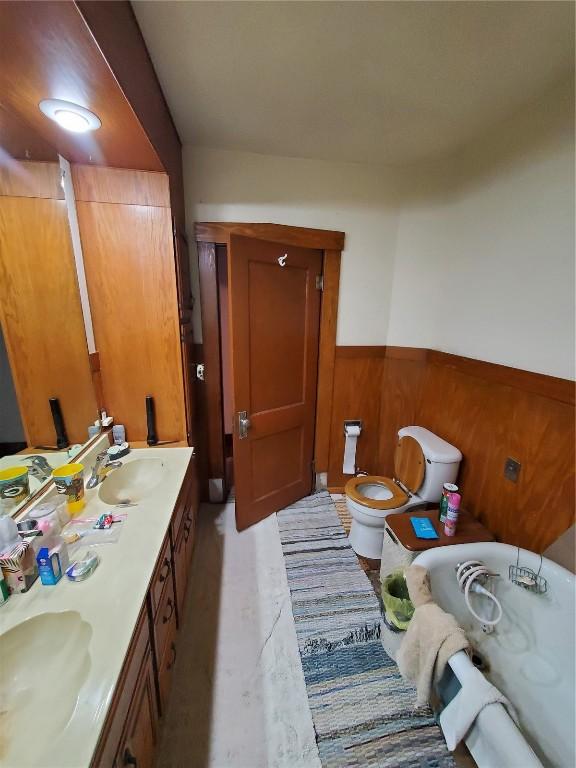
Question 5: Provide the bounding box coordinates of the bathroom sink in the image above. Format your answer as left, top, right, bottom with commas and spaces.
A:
98, 458, 166, 505
0, 611, 92, 765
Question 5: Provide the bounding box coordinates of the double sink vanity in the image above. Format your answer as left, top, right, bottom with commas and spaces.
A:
0, 434, 198, 768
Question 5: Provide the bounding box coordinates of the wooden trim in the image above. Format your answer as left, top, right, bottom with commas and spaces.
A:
335, 346, 388, 359
195, 222, 345, 251
72, 165, 170, 207
377, 346, 573, 404
314, 250, 341, 471
427, 350, 574, 406
385, 346, 429, 362
0, 161, 64, 200
197, 242, 225, 479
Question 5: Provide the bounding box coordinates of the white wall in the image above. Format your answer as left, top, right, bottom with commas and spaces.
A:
184, 79, 574, 380
387, 79, 575, 379
184, 148, 399, 345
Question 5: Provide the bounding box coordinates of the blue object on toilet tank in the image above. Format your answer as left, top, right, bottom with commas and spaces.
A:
410, 517, 439, 540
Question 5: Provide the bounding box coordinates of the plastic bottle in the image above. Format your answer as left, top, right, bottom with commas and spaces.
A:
444, 492, 461, 537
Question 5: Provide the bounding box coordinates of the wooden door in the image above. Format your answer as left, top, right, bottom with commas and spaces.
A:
228, 235, 322, 530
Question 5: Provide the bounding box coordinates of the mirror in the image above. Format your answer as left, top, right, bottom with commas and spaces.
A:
0, 105, 97, 516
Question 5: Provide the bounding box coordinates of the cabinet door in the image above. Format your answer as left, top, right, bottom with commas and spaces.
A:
157, 628, 178, 714
174, 518, 194, 623
174, 470, 198, 623
114, 653, 157, 768
92, 608, 150, 767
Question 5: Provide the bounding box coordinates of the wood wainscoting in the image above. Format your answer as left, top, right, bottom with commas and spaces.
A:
327, 346, 575, 554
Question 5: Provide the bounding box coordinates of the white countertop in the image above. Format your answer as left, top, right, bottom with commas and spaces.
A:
0, 444, 193, 768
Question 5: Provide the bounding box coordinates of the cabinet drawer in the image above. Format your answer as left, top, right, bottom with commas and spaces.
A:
150, 536, 172, 617
174, 512, 195, 624
154, 577, 177, 666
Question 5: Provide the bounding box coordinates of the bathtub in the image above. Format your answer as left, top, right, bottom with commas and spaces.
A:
414, 542, 575, 768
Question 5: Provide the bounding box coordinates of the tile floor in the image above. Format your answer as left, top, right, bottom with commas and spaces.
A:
156, 501, 321, 768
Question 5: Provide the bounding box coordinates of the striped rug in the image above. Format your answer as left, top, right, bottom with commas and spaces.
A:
277, 491, 455, 768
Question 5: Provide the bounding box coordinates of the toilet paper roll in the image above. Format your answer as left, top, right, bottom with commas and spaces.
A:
343, 425, 361, 474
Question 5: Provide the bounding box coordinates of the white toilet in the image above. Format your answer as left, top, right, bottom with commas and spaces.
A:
345, 426, 462, 559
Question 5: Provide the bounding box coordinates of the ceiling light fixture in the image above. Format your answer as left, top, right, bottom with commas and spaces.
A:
39, 99, 101, 133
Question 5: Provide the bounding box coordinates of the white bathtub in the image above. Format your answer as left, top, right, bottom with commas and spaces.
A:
414, 542, 575, 768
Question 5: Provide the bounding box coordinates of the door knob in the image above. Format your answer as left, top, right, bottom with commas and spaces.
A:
238, 411, 251, 439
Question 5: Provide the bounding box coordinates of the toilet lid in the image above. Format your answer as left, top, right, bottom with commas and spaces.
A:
394, 436, 425, 494
345, 476, 409, 511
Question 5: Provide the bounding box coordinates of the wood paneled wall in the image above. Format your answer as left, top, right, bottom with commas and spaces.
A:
73, 166, 186, 443
327, 346, 575, 553
0, 162, 97, 445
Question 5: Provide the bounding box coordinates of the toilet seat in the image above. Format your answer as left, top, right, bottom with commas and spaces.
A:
345, 476, 409, 512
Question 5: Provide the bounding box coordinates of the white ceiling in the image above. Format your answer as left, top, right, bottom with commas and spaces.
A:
133, 1, 575, 165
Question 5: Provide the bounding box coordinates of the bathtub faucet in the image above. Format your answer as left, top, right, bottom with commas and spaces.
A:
455, 560, 503, 629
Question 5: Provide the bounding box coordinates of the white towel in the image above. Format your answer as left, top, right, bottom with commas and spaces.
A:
439, 665, 519, 750
396, 565, 469, 707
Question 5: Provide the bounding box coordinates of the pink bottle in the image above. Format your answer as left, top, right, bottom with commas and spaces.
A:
444, 492, 461, 536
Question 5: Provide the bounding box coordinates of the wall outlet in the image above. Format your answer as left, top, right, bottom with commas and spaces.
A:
504, 457, 521, 483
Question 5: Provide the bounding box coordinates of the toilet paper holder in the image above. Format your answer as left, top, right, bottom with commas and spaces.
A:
344, 420, 363, 435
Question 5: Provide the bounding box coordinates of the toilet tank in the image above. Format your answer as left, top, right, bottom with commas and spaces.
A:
398, 426, 462, 502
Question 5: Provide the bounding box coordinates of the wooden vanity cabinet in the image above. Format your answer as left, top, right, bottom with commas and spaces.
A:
113, 653, 158, 768
92, 607, 155, 767
92, 457, 197, 767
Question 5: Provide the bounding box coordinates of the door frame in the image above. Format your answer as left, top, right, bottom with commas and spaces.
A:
195, 222, 344, 502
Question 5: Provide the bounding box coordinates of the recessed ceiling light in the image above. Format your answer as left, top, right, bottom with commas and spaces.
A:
39, 99, 101, 133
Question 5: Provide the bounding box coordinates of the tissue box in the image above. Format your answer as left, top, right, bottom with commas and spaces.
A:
0, 539, 38, 594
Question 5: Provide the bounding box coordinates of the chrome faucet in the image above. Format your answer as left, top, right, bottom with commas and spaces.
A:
22, 455, 52, 483
86, 451, 122, 489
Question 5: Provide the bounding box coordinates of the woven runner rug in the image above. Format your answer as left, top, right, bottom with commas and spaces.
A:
277, 491, 455, 768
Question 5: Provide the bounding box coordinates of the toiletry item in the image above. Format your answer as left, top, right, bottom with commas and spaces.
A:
101, 411, 113, 427
37, 547, 62, 585
439, 483, 458, 523
0, 574, 9, 605
112, 424, 126, 445
36, 538, 69, 585
145, 396, 158, 445
108, 442, 130, 460
410, 517, 439, 540
88, 424, 100, 439
17, 518, 39, 535
0, 466, 30, 514
62, 530, 82, 545
1, 538, 38, 593
444, 492, 461, 536
0, 515, 20, 554
49, 397, 69, 449
94, 513, 113, 530
29, 499, 64, 537
67, 444, 83, 459
66, 548, 99, 582
52, 463, 85, 515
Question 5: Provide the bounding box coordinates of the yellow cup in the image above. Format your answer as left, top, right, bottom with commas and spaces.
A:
0, 467, 30, 513
52, 463, 85, 516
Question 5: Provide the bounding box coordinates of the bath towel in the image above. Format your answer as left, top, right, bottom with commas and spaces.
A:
396, 565, 469, 706
439, 665, 518, 750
